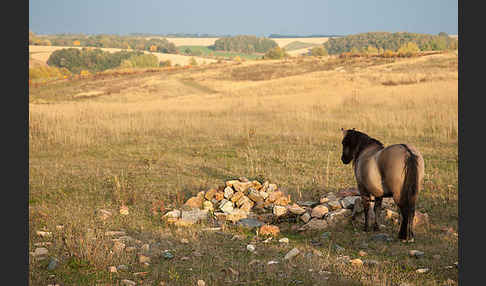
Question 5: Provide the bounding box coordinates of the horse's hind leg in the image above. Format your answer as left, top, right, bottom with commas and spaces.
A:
398, 204, 409, 240
373, 197, 383, 231
407, 204, 415, 242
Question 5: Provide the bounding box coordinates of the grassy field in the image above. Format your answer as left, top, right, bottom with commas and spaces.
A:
29, 51, 458, 285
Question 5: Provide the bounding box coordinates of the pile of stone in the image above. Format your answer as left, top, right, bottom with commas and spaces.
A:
163, 177, 357, 229
161, 177, 429, 231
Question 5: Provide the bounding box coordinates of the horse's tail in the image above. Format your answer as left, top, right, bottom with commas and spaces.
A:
400, 144, 420, 206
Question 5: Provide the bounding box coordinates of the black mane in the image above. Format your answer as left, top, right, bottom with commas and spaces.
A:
347, 130, 384, 158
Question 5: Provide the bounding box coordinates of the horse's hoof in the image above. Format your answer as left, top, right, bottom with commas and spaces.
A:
401, 238, 415, 243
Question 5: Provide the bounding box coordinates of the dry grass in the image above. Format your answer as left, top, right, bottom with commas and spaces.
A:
29, 51, 458, 285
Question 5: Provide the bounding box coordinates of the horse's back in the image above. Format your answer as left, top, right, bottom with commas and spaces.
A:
377, 144, 425, 202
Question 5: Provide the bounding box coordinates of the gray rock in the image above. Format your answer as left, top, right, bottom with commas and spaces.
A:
340, 196, 360, 209
288, 204, 306, 215
117, 265, 129, 271
296, 201, 319, 208
236, 218, 265, 229
181, 209, 209, 224
163, 250, 174, 260
370, 233, 393, 242
333, 244, 345, 253
47, 258, 59, 270
327, 200, 342, 211
325, 209, 352, 225
300, 213, 311, 223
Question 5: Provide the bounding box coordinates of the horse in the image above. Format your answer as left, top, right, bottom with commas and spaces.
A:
340, 128, 425, 242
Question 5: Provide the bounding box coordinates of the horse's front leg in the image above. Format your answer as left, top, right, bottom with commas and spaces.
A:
373, 197, 383, 231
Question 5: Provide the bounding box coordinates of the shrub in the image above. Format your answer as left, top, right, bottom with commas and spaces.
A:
310, 46, 328, 57
189, 57, 198, 66
264, 47, 289, 59
159, 60, 172, 67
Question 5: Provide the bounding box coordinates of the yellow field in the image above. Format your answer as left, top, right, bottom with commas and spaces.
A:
29, 52, 457, 285
29, 45, 218, 66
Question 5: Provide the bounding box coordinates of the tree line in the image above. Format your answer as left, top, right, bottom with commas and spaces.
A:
30, 32, 177, 54
323, 32, 458, 55
46, 48, 162, 74
212, 35, 278, 54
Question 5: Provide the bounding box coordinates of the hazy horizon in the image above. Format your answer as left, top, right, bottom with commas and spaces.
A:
29, 0, 458, 36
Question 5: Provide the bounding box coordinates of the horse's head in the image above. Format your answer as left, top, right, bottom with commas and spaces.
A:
340, 128, 360, 164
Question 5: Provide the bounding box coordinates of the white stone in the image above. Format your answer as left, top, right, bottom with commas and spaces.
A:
247, 244, 256, 252
284, 248, 300, 260
121, 279, 137, 286
224, 187, 234, 199
33, 247, 48, 256
163, 209, 181, 219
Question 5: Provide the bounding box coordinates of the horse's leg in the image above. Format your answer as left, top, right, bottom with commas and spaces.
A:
407, 204, 415, 242
398, 204, 409, 240
373, 197, 383, 231
361, 195, 371, 232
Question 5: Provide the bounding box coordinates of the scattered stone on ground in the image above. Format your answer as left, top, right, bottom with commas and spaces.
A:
119, 205, 129, 215
409, 250, 425, 258
36, 231, 52, 238
236, 218, 265, 229
108, 266, 117, 273
247, 244, 256, 252
259, 225, 280, 237
197, 280, 206, 286
370, 233, 393, 242
279, 237, 289, 243
47, 258, 59, 270
121, 279, 136, 286
32, 247, 49, 257
162, 250, 174, 260
416, 268, 430, 274
358, 250, 367, 257
350, 258, 364, 267
284, 248, 300, 260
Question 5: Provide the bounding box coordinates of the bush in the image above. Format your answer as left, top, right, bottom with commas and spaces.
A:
310, 46, 328, 57
29, 66, 70, 80
120, 54, 159, 68
189, 58, 198, 66
263, 47, 289, 59
159, 60, 172, 67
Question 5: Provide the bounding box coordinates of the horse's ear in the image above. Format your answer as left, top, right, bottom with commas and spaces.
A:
352, 128, 356, 130
341, 128, 346, 136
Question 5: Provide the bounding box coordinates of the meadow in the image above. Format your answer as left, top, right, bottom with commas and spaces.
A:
29, 51, 458, 285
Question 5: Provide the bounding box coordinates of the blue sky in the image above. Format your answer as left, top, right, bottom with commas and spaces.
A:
29, 0, 458, 36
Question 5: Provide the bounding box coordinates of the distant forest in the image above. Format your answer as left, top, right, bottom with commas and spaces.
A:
29, 32, 178, 54
268, 34, 342, 38
323, 32, 458, 54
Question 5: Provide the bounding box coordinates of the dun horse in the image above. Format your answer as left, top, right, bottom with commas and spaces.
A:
340, 129, 425, 241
